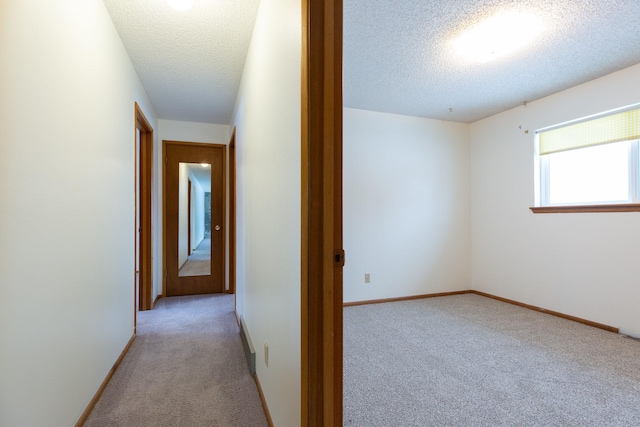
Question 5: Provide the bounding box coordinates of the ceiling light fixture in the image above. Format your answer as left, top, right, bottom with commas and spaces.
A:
167, 0, 193, 12
201, 163, 210, 168
453, 11, 544, 63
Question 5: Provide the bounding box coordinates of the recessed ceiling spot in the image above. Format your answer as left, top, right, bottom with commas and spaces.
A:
167, 0, 193, 12
453, 11, 544, 63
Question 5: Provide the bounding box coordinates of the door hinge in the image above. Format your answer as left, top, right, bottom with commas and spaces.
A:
334, 249, 345, 267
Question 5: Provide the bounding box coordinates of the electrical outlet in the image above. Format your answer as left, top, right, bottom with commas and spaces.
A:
365, 273, 370, 283
264, 341, 269, 367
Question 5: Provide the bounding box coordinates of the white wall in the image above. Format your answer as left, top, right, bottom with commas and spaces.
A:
0, 1, 157, 426
188, 169, 205, 249
158, 119, 230, 144
231, 0, 302, 425
157, 119, 230, 294
470, 63, 640, 337
344, 108, 471, 302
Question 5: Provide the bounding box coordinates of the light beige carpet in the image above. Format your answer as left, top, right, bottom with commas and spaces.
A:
179, 238, 211, 277
344, 293, 640, 426
85, 294, 268, 427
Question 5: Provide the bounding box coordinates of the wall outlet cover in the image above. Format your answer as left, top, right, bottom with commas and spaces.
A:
264, 341, 269, 367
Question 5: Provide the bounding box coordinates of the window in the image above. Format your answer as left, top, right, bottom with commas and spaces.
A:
534, 106, 640, 212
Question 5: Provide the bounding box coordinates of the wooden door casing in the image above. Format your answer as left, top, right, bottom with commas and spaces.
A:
135, 102, 154, 313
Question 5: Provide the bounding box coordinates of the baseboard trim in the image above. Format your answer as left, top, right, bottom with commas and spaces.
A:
152, 294, 162, 308
343, 290, 472, 307
343, 289, 618, 334
254, 373, 274, 427
75, 334, 136, 427
470, 291, 619, 334
234, 309, 241, 326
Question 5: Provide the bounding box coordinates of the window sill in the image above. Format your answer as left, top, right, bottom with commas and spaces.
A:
530, 204, 640, 213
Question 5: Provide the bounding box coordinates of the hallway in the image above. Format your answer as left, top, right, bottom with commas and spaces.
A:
179, 237, 212, 277
85, 294, 268, 426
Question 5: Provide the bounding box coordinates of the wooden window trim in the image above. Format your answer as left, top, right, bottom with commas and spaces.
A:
530, 204, 640, 213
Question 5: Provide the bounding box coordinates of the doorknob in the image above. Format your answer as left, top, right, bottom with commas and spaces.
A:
215, 225, 221, 231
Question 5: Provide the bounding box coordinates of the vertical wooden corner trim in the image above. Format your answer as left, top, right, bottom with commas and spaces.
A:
162, 140, 167, 298
300, 0, 310, 423
331, 3, 345, 423
228, 128, 237, 295
301, 0, 343, 426
221, 145, 227, 295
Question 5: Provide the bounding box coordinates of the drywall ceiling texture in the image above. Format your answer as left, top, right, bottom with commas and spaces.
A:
344, 0, 640, 123
102, 0, 259, 124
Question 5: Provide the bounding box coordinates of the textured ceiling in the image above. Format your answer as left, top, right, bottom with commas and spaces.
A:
103, 0, 259, 124
344, 0, 640, 123
104, 0, 640, 125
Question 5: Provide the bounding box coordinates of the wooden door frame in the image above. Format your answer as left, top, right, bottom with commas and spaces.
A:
162, 140, 227, 296
135, 102, 154, 316
228, 128, 236, 295
301, 0, 343, 425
